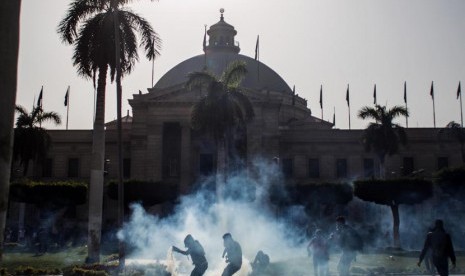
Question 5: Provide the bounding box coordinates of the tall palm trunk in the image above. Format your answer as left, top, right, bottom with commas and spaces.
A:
111, 1, 125, 268
87, 66, 107, 263
390, 203, 400, 248
0, 0, 21, 261
216, 138, 227, 201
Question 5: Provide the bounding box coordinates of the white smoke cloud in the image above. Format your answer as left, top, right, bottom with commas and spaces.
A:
118, 159, 307, 275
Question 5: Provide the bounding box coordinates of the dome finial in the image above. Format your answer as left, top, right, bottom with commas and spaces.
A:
220, 8, 224, 21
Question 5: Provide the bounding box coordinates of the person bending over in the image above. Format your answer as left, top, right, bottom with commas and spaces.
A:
173, 234, 208, 276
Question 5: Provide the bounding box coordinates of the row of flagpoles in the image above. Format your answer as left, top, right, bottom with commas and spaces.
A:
33, 86, 71, 130
292, 81, 464, 129
251, 34, 463, 129
34, 80, 463, 131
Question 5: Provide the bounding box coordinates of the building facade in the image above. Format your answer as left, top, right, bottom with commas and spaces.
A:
8, 12, 462, 230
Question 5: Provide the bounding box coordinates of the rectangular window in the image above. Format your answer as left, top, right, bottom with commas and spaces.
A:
42, 158, 53, 178
336, 158, 348, 178
282, 158, 293, 178
123, 158, 131, 179
308, 158, 320, 178
363, 158, 374, 178
199, 154, 214, 176
402, 157, 414, 176
68, 158, 79, 178
437, 157, 448, 170
162, 122, 181, 179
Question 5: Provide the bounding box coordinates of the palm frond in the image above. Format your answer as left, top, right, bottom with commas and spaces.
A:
358, 106, 380, 121
122, 10, 161, 61
221, 60, 247, 88
57, 0, 109, 44
37, 112, 62, 126
186, 71, 217, 91
388, 105, 409, 118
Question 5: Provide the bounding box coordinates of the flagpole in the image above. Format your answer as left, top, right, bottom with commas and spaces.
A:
431, 81, 436, 128
66, 86, 70, 130
404, 82, 408, 128
459, 82, 463, 127
320, 85, 323, 120
203, 25, 207, 70
255, 35, 259, 81
333, 106, 336, 127
38, 85, 43, 128
433, 99, 436, 128
347, 84, 351, 130
151, 39, 155, 88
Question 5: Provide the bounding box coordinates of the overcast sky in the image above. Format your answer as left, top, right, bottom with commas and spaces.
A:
16, 0, 465, 130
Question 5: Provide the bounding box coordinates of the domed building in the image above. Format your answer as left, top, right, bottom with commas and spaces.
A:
7, 11, 463, 232
128, 10, 332, 193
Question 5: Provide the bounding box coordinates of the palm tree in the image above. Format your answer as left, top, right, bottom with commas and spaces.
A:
186, 60, 255, 199
358, 104, 408, 248
57, 0, 161, 263
13, 105, 62, 176
0, 0, 21, 261
439, 121, 465, 163
358, 104, 409, 179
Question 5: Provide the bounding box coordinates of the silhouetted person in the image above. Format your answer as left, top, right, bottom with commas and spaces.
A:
418, 220, 456, 276
250, 250, 269, 275
330, 216, 362, 276
222, 233, 242, 276
423, 227, 435, 276
308, 229, 329, 276
173, 234, 208, 276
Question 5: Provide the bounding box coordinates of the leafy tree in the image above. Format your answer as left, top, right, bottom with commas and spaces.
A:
107, 180, 177, 208
354, 178, 433, 248
186, 60, 255, 199
358, 104, 409, 178
434, 166, 465, 202
0, 0, 21, 261
13, 105, 61, 176
297, 182, 353, 224
9, 179, 87, 206
57, 0, 161, 263
438, 121, 465, 163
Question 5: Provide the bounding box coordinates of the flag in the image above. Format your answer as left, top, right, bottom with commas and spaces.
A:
333, 108, 336, 125
255, 35, 259, 60
319, 85, 323, 109
292, 85, 295, 106
458, 82, 461, 99
203, 25, 207, 52
430, 81, 434, 100
346, 84, 350, 106
373, 84, 377, 105
37, 86, 43, 109
404, 81, 407, 104
64, 86, 69, 106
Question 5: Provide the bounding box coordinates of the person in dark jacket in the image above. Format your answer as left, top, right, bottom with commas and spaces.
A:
307, 229, 329, 276
222, 233, 242, 276
250, 250, 270, 275
173, 234, 208, 276
329, 216, 361, 276
418, 219, 456, 276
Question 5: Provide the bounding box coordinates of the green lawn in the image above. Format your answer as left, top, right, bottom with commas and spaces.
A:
1, 247, 464, 275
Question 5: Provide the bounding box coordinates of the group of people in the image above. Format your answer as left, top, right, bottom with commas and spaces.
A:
306, 217, 457, 276
171, 217, 457, 276
307, 216, 363, 276
172, 232, 246, 276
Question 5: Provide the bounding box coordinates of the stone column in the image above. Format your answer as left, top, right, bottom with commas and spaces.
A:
179, 123, 191, 194
146, 124, 163, 181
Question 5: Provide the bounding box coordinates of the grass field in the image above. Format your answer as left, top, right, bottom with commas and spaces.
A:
1, 246, 464, 275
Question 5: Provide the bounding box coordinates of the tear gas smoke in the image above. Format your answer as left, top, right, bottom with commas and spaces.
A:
118, 159, 307, 275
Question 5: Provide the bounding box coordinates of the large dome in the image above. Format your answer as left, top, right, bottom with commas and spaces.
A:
153, 11, 293, 95
154, 52, 293, 94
